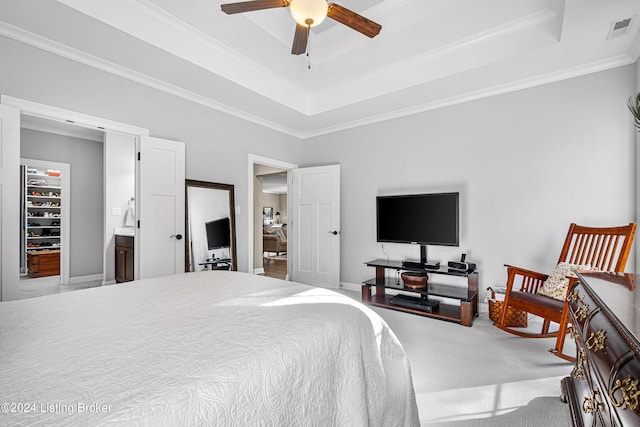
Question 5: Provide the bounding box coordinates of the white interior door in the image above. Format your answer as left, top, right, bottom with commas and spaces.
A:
0, 105, 20, 301
290, 165, 340, 288
137, 136, 185, 279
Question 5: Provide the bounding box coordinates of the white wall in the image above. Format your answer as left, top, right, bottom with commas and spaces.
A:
302, 65, 638, 293
262, 193, 282, 222
278, 194, 288, 224
0, 36, 304, 273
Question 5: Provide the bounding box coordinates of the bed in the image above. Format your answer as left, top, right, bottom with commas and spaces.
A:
0, 271, 419, 426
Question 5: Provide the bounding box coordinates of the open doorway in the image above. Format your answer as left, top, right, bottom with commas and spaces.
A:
20, 158, 71, 297
247, 155, 297, 278
19, 117, 104, 298
0, 96, 147, 302
15, 114, 136, 299
260, 172, 288, 279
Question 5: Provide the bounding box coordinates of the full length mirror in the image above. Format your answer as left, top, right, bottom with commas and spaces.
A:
185, 180, 237, 272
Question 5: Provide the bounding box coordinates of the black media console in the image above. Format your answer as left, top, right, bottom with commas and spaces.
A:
388, 294, 440, 313
362, 259, 479, 326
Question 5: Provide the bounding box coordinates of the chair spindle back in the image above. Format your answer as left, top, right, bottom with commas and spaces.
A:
558, 223, 636, 273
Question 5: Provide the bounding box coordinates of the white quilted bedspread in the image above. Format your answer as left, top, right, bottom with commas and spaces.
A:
0, 271, 419, 426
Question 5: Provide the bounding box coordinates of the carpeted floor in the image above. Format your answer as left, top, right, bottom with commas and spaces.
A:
19, 275, 103, 299
338, 289, 574, 427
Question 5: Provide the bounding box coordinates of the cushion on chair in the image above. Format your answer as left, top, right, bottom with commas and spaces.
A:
510, 291, 566, 312
537, 262, 593, 300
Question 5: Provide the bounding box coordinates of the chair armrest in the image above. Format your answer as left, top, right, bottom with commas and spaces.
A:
504, 264, 550, 280
503, 264, 550, 294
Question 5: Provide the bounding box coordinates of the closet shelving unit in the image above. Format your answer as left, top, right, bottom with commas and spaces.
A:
22, 165, 62, 277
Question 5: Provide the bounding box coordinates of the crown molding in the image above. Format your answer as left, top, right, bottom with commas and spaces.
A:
56, 0, 311, 114
309, 8, 558, 115
301, 54, 636, 139
13, 0, 564, 117
0, 22, 305, 139
2, 18, 632, 140
0, 9, 634, 141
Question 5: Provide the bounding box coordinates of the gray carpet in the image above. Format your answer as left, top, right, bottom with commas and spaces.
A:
19, 275, 103, 299
339, 290, 574, 427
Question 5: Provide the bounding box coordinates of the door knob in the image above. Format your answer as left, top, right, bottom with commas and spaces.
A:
328, 231, 340, 235
170, 234, 183, 240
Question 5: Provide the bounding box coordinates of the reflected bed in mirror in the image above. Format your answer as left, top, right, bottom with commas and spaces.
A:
185, 180, 237, 272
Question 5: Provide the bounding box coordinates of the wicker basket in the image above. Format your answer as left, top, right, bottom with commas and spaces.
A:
487, 287, 527, 328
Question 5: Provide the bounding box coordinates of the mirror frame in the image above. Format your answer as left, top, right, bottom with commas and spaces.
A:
184, 179, 237, 272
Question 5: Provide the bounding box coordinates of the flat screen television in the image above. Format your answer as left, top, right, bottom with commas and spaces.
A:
377, 192, 459, 266
205, 217, 231, 250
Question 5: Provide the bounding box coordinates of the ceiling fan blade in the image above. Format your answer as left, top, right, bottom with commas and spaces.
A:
291, 24, 308, 55
221, 0, 290, 15
327, 3, 381, 38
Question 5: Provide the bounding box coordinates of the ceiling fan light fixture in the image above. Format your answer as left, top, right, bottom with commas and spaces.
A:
289, 0, 327, 27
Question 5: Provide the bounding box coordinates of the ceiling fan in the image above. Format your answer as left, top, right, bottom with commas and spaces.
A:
221, 0, 382, 55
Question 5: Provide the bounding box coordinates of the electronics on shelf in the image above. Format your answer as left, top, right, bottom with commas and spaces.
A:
448, 261, 476, 272
389, 294, 440, 313
447, 253, 476, 272
402, 260, 440, 269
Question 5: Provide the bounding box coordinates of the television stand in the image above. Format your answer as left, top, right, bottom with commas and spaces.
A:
362, 259, 478, 326
198, 259, 231, 271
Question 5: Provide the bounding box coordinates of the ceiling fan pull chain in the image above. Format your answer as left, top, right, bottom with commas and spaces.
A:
306, 23, 311, 70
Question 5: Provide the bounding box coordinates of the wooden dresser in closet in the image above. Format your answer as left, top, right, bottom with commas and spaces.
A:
561, 271, 640, 426
27, 249, 60, 278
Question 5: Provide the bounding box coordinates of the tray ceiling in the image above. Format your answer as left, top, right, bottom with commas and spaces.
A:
0, 0, 639, 138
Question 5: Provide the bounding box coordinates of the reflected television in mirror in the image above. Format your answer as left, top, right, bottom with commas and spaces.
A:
206, 217, 231, 250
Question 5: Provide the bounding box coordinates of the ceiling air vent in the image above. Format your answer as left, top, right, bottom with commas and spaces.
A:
607, 16, 635, 40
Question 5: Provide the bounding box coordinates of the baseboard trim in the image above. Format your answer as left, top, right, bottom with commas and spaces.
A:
254, 268, 265, 275
70, 274, 103, 284
340, 281, 361, 293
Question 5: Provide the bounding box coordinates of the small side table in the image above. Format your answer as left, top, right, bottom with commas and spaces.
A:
199, 260, 230, 271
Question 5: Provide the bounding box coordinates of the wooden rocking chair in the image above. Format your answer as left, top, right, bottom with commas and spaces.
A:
494, 223, 636, 362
